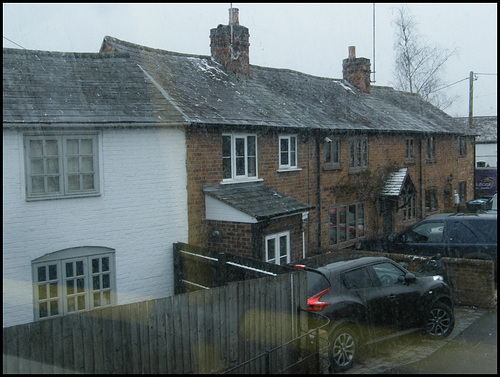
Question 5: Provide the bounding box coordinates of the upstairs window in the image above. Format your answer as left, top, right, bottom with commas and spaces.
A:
24, 133, 99, 200
458, 137, 467, 157
349, 137, 368, 171
325, 138, 341, 168
222, 134, 257, 181
425, 136, 436, 162
405, 138, 414, 161
279, 135, 297, 169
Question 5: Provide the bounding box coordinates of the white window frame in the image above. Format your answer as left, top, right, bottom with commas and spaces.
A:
265, 231, 291, 265
24, 132, 100, 200
32, 247, 116, 321
329, 202, 365, 246
222, 133, 258, 182
279, 135, 298, 169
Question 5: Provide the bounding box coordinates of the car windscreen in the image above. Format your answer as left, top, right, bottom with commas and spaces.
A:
471, 219, 498, 242
306, 270, 330, 296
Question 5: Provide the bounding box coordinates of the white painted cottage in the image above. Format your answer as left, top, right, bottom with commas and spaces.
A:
3, 49, 189, 327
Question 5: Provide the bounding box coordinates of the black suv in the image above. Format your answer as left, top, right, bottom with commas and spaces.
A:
299, 256, 454, 372
360, 213, 497, 268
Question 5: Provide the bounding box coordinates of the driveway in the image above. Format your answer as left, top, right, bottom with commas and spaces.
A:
340, 305, 492, 374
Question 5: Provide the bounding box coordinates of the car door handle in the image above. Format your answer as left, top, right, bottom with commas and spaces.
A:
388, 294, 398, 301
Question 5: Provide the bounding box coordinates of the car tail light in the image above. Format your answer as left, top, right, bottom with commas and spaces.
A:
307, 287, 331, 312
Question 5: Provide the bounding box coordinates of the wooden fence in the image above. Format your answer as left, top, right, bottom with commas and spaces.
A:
3, 272, 311, 374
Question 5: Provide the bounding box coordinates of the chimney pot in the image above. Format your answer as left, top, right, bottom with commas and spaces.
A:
229, 8, 239, 25
348, 46, 356, 59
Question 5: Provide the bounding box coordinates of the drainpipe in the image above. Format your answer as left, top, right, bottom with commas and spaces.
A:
316, 136, 322, 249
419, 138, 424, 219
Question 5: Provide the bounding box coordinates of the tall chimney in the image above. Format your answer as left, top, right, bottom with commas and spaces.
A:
210, 8, 250, 77
343, 46, 371, 93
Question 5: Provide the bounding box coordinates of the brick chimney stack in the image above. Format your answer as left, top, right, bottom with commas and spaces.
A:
210, 8, 250, 77
343, 46, 371, 93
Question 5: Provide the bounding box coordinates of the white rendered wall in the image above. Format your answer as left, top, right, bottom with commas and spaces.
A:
2, 127, 188, 327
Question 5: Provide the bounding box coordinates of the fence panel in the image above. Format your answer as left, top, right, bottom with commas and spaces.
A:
3, 271, 308, 374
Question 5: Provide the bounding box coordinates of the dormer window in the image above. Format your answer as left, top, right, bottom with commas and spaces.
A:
222, 134, 258, 181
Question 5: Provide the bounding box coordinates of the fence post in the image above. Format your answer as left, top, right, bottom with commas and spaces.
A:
216, 252, 227, 286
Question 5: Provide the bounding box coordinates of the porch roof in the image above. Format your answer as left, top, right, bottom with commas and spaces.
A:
203, 182, 313, 222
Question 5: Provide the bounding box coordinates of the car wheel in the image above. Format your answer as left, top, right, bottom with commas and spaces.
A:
425, 302, 455, 338
329, 325, 358, 372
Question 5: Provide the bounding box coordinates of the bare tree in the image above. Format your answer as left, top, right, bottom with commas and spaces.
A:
392, 5, 457, 110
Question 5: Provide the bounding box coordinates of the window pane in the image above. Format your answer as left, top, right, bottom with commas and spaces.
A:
68, 297, 75, 313
82, 174, 95, 190
30, 140, 43, 157
362, 140, 368, 166
279, 235, 287, 257
38, 284, 47, 300
80, 139, 93, 154
267, 239, 275, 261
77, 295, 85, 310
46, 176, 60, 193
66, 262, 74, 277
67, 156, 79, 173
49, 264, 58, 280
329, 207, 337, 244
67, 279, 74, 295
81, 156, 93, 172
280, 138, 289, 165
339, 206, 346, 242
349, 205, 356, 239
325, 141, 331, 163
39, 302, 48, 318
333, 140, 339, 163
349, 141, 354, 167
50, 300, 59, 317
77, 278, 85, 293
31, 177, 45, 193
102, 274, 110, 289
94, 293, 101, 307
76, 260, 84, 275
103, 291, 111, 306
38, 266, 47, 282
102, 257, 109, 272
92, 258, 99, 273
46, 158, 59, 174
290, 137, 296, 166
49, 283, 58, 298
68, 175, 80, 191
93, 276, 100, 290
45, 140, 59, 156
235, 138, 245, 176
66, 139, 79, 155
31, 159, 44, 174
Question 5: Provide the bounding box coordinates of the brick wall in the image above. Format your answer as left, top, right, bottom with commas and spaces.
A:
186, 128, 475, 258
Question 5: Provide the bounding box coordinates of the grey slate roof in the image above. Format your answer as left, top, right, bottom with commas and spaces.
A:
454, 116, 497, 143
3, 36, 467, 137
3, 48, 184, 126
203, 182, 313, 221
98, 36, 463, 135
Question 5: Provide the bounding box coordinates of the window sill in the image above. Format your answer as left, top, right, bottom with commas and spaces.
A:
277, 168, 302, 173
323, 164, 341, 171
26, 192, 101, 202
220, 178, 264, 185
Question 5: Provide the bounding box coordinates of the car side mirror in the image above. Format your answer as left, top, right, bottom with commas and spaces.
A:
405, 273, 417, 284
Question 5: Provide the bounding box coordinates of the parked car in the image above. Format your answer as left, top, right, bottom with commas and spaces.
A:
359, 213, 497, 270
296, 256, 454, 371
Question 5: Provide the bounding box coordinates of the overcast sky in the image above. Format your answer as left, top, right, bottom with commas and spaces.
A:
3, 3, 497, 117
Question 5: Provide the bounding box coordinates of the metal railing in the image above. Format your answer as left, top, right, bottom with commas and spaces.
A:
222, 311, 331, 374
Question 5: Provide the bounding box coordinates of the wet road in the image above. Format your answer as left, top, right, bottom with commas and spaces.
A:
388, 306, 497, 374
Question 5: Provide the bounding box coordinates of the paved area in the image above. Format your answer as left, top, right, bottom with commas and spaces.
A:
340, 305, 489, 374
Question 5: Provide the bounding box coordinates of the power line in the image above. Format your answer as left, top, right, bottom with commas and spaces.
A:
3, 36, 26, 49
430, 77, 469, 93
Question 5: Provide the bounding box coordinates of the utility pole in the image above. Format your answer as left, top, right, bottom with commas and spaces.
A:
468, 71, 474, 127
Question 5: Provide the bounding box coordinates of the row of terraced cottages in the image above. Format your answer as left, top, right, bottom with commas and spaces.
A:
3, 8, 475, 327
